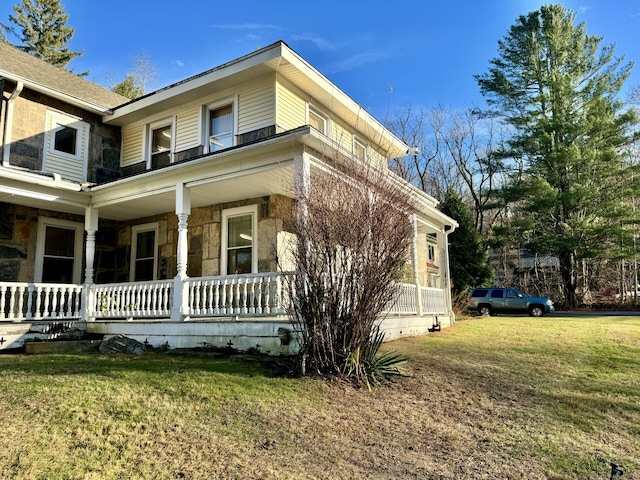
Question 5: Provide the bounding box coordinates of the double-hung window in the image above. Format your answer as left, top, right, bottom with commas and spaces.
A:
130, 223, 159, 281
221, 206, 257, 275
353, 137, 366, 160
205, 100, 236, 153
308, 105, 328, 135
148, 119, 174, 168
34, 217, 84, 284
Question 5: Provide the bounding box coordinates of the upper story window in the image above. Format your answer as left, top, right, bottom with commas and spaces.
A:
428, 244, 436, 262
43, 110, 90, 182
148, 119, 174, 168
205, 98, 237, 153
308, 105, 328, 135
354, 137, 366, 160
54, 126, 77, 155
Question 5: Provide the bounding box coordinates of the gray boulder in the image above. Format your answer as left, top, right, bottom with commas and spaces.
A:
98, 335, 146, 355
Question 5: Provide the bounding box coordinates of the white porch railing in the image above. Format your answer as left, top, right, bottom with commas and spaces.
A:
0, 277, 447, 322
0, 282, 83, 321
421, 286, 446, 314
385, 283, 419, 314
91, 280, 173, 319
187, 272, 287, 317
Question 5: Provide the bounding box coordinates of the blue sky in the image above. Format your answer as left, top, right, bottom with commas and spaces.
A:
2, 1, 639, 120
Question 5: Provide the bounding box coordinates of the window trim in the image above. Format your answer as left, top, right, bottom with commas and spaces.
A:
34, 217, 84, 284
146, 118, 175, 169
307, 104, 329, 135
130, 222, 159, 281
353, 136, 367, 160
221, 205, 258, 275
203, 96, 238, 154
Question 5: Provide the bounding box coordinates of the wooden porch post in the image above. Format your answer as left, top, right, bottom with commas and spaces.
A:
411, 214, 423, 316
82, 206, 99, 321
171, 183, 191, 322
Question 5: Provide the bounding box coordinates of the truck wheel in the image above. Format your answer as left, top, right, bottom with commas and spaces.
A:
529, 305, 544, 317
479, 305, 492, 316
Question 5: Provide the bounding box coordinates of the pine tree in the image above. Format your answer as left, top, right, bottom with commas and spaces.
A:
1, 0, 82, 68
439, 189, 493, 293
112, 74, 145, 100
475, 4, 639, 307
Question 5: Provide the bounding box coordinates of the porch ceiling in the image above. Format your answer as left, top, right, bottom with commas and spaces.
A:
95, 163, 294, 221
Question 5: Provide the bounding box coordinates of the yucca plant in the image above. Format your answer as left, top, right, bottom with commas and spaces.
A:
346, 326, 407, 389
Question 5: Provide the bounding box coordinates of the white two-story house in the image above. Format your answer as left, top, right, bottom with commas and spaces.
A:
0, 40, 457, 352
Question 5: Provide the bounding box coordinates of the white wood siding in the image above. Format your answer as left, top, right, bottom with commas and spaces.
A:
238, 81, 274, 134
121, 125, 144, 166
175, 108, 200, 151
275, 81, 306, 131
331, 121, 352, 152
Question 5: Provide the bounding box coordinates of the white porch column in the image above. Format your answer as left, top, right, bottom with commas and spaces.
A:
411, 214, 423, 316
171, 183, 191, 322
82, 207, 99, 321
294, 152, 310, 222
439, 226, 456, 321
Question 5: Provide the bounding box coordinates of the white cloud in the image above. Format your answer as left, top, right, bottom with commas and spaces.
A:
291, 33, 336, 52
324, 47, 395, 74
171, 60, 184, 67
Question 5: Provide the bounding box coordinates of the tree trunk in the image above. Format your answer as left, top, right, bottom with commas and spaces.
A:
559, 250, 577, 308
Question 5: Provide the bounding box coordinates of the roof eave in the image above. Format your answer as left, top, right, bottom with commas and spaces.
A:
0, 69, 116, 115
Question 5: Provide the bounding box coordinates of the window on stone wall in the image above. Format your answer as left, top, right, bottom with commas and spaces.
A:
43, 110, 90, 182
130, 223, 159, 281
35, 217, 84, 284
221, 205, 257, 275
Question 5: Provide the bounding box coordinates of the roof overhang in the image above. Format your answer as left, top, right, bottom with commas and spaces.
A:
0, 71, 116, 115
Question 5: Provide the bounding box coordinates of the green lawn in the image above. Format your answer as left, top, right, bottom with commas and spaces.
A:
1, 314, 639, 479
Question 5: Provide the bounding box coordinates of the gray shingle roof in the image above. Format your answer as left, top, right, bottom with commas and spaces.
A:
0, 41, 128, 111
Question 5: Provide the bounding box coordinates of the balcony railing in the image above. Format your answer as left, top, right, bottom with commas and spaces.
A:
0, 276, 447, 322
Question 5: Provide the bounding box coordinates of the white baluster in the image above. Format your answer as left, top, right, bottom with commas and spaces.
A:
213, 279, 221, 315
7, 285, 17, 320
16, 285, 25, 320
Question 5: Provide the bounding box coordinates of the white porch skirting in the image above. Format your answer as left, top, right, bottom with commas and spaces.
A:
85, 314, 452, 355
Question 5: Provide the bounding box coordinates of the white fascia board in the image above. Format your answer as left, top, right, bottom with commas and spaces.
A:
0, 69, 115, 115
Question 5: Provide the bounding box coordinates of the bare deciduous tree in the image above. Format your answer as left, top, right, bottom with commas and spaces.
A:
388, 105, 516, 235
281, 159, 415, 383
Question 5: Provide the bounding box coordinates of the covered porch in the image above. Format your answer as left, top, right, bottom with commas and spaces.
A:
0, 130, 455, 351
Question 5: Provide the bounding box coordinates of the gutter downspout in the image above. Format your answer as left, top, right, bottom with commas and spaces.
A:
2, 80, 24, 166
443, 224, 457, 323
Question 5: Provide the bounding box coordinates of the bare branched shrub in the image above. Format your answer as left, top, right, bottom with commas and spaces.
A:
282, 159, 417, 381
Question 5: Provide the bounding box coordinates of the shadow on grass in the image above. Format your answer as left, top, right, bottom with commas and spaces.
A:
0, 349, 297, 380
